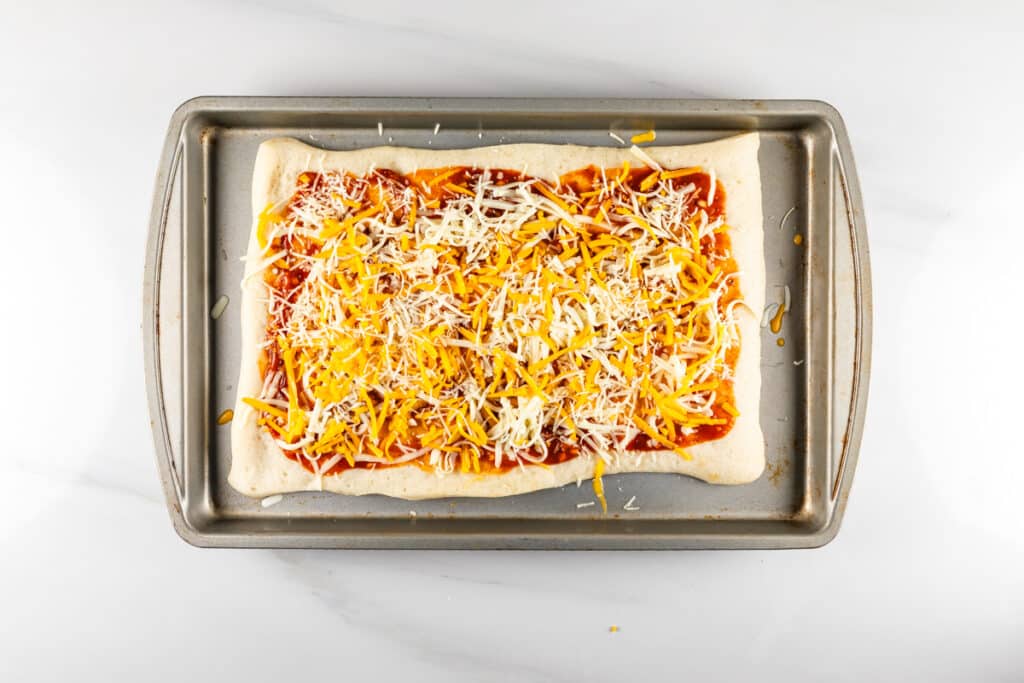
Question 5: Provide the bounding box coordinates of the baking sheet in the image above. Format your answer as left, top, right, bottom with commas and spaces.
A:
143, 97, 870, 549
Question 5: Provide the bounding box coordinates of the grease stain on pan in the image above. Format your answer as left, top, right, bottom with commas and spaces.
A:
766, 459, 790, 486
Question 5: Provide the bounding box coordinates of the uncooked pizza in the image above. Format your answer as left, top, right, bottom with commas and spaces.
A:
230, 135, 765, 504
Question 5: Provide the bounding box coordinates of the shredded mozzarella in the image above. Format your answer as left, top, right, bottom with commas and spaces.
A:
210, 295, 229, 320
245, 159, 744, 476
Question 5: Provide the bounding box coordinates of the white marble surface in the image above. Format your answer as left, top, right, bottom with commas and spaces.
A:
1, 1, 1023, 680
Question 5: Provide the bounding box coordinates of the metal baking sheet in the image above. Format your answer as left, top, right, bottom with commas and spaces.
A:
143, 97, 871, 549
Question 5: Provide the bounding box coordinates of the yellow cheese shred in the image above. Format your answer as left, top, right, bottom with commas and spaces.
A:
770, 303, 786, 334
592, 457, 608, 513
630, 129, 656, 144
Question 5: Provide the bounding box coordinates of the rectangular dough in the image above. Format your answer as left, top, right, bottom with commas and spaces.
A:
229, 135, 765, 499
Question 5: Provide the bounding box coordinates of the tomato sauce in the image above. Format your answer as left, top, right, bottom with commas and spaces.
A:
259, 163, 738, 475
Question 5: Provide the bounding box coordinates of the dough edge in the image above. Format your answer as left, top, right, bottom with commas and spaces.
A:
229, 135, 766, 500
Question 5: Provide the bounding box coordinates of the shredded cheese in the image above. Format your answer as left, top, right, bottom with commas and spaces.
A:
593, 457, 608, 513
210, 295, 229, 320
770, 303, 786, 334
630, 129, 656, 144
245, 158, 744, 479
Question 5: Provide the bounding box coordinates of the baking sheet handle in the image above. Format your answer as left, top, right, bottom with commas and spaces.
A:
144, 109, 188, 516
831, 145, 872, 502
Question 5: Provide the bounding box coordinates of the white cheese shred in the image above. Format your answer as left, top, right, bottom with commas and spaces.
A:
779, 206, 795, 231
629, 145, 662, 171
210, 295, 229, 320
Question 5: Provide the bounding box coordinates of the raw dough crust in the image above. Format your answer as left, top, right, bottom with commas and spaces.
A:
229, 135, 765, 499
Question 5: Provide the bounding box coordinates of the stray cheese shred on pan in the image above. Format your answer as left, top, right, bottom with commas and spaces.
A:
246, 160, 746, 478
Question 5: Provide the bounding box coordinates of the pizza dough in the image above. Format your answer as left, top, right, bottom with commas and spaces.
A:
229, 135, 765, 499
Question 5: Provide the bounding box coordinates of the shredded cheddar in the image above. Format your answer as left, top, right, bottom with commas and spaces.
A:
593, 457, 608, 513
770, 303, 786, 334
660, 167, 702, 180
630, 129, 656, 144
244, 158, 742, 479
